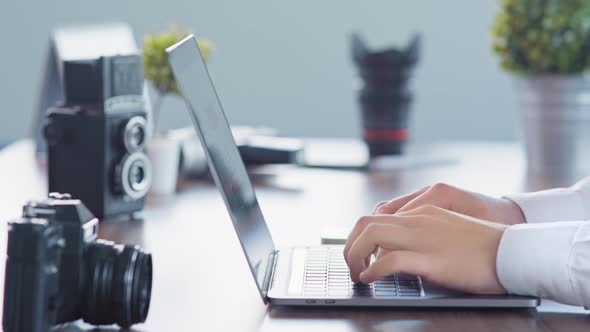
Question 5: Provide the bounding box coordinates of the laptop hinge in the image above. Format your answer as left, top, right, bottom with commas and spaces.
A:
262, 249, 279, 303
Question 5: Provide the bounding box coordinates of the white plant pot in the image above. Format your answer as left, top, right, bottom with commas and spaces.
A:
147, 136, 181, 195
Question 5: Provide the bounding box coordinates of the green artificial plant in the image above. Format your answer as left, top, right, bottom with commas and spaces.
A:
492, 0, 590, 74
142, 26, 213, 131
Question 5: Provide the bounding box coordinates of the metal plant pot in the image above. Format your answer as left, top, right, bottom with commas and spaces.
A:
516, 75, 590, 189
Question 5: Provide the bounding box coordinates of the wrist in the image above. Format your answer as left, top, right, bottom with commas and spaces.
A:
489, 226, 508, 294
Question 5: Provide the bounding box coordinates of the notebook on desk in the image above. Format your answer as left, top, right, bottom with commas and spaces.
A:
165, 34, 538, 308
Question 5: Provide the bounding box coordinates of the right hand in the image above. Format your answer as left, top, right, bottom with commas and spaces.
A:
367, 183, 524, 260
344, 205, 507, 294
373, 183, 526, 225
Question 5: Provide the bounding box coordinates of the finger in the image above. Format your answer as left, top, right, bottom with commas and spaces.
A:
347, 223, 414, 283
396, 183, 463, 214
395, 205, 486, 228
377, 210, 438, 228
344, 215, 415, 264
344, 216, 371, 265
359, 251, 427, 284
374, 186, 429, 215
372, 201, 388, 214
394, 204, 446, 218
376, 248, 391, 259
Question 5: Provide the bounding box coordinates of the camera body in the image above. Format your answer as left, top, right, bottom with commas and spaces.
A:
2, 217, 63, 332
45, 54, 151, 220
2, 193, 152, 332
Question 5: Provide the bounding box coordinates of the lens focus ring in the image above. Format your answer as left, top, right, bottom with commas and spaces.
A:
83, 240, 153, 327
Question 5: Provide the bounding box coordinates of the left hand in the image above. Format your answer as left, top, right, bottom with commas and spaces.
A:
344, 205, 508, 295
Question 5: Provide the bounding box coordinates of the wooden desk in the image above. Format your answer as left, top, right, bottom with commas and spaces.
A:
0, 140, 588, 332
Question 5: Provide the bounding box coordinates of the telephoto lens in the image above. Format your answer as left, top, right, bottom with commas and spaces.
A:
83, 240, 153, 327
351, 32, 421, 156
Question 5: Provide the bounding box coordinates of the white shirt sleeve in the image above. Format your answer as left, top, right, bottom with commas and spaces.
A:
504, 176, 590, 223
497, 176, 590, 307
496, 222, 590, 307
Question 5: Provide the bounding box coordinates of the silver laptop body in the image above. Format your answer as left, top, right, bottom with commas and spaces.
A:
166, 35, 538, 308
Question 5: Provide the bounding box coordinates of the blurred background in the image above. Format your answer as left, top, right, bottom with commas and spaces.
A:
0, 0, 517, 146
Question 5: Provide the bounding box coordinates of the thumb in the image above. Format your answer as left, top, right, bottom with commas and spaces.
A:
359, 251, 425, 284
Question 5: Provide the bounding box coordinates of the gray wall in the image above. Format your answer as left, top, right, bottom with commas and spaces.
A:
0, 0, 518, 144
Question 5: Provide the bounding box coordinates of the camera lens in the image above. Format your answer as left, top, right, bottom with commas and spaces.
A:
123, 116, 147, 152
82, 240, 152, 327
117, 152, 152, 200
129, 160, 146, 191
128, 124, 145, 148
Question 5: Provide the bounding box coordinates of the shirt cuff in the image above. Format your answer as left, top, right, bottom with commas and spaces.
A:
504, 188, 586, 223
496, 222, 582, 305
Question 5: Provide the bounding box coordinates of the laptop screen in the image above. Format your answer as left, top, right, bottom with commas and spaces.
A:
167, 35, 276, 300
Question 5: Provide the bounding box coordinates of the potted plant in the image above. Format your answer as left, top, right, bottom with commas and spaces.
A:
142, 26, 213, 194
492, 0, 590, 188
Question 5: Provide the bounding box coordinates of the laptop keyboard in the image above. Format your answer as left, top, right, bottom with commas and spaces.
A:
303, 247, 423, 298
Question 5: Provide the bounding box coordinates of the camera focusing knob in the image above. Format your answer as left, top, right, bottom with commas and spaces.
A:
48, 192, 72, 200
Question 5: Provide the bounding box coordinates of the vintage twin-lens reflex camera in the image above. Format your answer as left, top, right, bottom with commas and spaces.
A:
44, 53, 151, 219
2, 193, 152, 332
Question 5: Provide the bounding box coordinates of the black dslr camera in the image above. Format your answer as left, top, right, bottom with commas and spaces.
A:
2, 193, 152, 332
44, 53, 151, 219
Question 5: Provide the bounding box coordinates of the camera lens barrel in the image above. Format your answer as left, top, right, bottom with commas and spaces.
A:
83, 240, 152, 327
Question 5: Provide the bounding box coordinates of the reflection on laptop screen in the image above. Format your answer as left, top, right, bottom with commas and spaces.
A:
166, 35, 276, 298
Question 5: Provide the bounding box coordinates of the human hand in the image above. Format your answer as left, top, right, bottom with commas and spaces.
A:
373, 183, 525, 226
344, 205, 507, 295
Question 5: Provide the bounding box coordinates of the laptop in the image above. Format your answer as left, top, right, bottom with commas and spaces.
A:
166, 35, 539, 308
